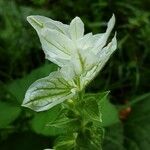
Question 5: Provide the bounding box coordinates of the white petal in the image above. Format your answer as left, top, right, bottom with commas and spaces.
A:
77, 33, 105, 51
40, 28, 75, 67
70, 49, 96, 75
27, 15, 69, 36
80, 34, 117, 88
69, 17, 84, 40
92, 33, 104, 43
27, 15, 75, 67
92, 14, 115, 54
96, 33, 117, 74
98, 33, 117, 56
66, 49, 99, 90
22, 71, 76, 112
77, 33, 93, 50
60, 64, 75, 81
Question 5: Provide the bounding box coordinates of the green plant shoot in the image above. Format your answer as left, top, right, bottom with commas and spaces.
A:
22, 14, 117, 149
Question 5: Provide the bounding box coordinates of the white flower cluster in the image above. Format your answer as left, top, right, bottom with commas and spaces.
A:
22, 15, 117, 112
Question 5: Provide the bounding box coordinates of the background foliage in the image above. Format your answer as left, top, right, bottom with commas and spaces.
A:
0, 0, 150, 149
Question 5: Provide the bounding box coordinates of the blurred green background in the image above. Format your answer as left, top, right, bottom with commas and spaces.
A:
0, 0, 150, 150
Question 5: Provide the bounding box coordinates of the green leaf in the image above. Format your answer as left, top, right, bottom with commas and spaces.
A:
31, 105, 66, 136
22, 70, 76, 112
31, 105, 79, 136
102, 93, 150, 150
7, 63, 57, 104
84, 92, 119, 127
0, 64, 56, 129
83, 98, 101, 122
0, 101, 21, 128
103, 123, 124, 150
100, 93, 120, 127
76, 128, 103, 150
124, 93, 150, 150
54, 135, 76, 150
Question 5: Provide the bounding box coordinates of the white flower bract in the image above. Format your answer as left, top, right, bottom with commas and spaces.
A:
22, 15, 117, 111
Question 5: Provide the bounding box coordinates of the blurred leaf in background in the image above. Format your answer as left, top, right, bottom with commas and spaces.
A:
0, 63, 57, 149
